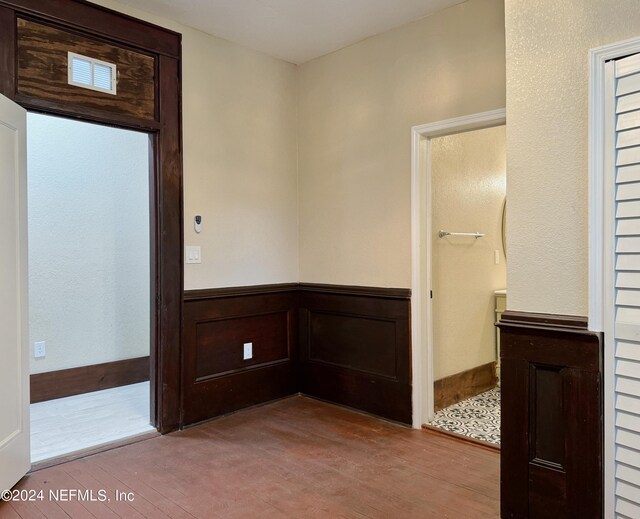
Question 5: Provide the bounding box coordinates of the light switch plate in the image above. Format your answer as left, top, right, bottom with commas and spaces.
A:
185, 246, 201, 264
243, 342, 253, 360
34, 341, 46, 358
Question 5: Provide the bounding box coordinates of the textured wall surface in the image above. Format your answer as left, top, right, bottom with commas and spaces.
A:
94, 0, 505, 291
432, 126, 506, 380
298, 0, 506, 287
181, 30, 299, 289
505, 0, 640, 315
28, 113, 150, 374
95, 0, 299, 290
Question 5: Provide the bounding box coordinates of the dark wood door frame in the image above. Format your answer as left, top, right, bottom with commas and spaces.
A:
0, 0, 183, 433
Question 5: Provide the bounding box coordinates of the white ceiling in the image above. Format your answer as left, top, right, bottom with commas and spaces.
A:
115, 0, 467, 64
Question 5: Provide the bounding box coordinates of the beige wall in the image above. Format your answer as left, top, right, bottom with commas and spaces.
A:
431, 126, 506, 380
297, 0, 505, 287
95, 0, 506, 292
95, 0, 299, 290
505, 0, 640, 316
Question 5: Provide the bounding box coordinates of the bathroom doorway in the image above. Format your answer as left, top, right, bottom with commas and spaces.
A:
410, 109, 506, 437
425, 125, 506, 445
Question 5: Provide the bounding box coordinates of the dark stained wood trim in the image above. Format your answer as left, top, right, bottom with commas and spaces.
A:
498, 311, 603, 518
0, 0, 181, 58
155, 53, 183, 433
434, 361, 497, 411
299, 282, 411, 300
184, 283, 299, 301
498, 310, 589, 331
17, 98, 162, 131
0, 1, 183, 433
195, 358, 292, 382
498, 316, 601, 372
0, 6, 15, 98
30, 356, 150, 403
185, 283, 410, 302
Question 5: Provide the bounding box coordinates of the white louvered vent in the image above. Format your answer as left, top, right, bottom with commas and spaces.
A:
612, 52, 640, 518
67, 52, 116, 95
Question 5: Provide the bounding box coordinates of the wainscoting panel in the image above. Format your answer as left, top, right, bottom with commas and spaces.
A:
195, 312, 289, 379
498, 311, 603, 519
182, 284, 299, 426
307, 311, 398, 378
299, 284, 412, 424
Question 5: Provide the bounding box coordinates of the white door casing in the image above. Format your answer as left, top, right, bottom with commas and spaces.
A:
0, 93, 29, 491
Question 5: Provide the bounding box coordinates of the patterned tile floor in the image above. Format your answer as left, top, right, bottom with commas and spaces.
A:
428, 386, 501, 445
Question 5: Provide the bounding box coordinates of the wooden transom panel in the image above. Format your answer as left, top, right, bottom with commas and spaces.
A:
17, 18, 155, 121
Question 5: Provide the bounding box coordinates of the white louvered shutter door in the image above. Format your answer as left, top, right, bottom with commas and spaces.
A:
613, 52, 640, 518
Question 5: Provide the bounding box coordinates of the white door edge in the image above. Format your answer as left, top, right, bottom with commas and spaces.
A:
0, 93, 30, 491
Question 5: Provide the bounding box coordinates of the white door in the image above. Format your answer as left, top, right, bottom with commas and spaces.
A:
0, 94, 30, 490
606, 52, 640, 517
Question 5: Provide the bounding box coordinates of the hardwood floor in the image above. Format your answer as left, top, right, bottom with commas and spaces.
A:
1, 396, 499, 518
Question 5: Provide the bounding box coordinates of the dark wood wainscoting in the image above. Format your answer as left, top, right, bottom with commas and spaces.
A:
498, 311, 603, 519
298, 283, 412, 424
182, 283, 411, 427
434, 361, 497, 411
182, 284, 299, 426
30, 356, 150, 403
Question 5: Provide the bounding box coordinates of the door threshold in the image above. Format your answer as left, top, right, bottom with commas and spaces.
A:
29, 430, 159, 472
421, 423, 500, 452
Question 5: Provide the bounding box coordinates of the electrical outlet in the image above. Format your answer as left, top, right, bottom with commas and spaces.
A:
34, 341, 46, 358
243, 342, 253, 360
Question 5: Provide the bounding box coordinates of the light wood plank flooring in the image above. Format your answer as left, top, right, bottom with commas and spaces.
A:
5, 395, 499, 518
31, 382, 155, 463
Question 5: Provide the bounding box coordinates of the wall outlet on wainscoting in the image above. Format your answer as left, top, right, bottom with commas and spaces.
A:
243, 342, 253, 360
34, 341, 46, 358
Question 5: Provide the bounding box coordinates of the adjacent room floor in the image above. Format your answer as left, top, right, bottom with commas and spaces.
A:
428, 386, 501, 445
30, 382, 156, 463
9, 395, 499, 518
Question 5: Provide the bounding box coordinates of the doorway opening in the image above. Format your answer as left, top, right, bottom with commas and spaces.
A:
425, 125, 506, 445
27, 112, 155, 463
410, 108, 506, 433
